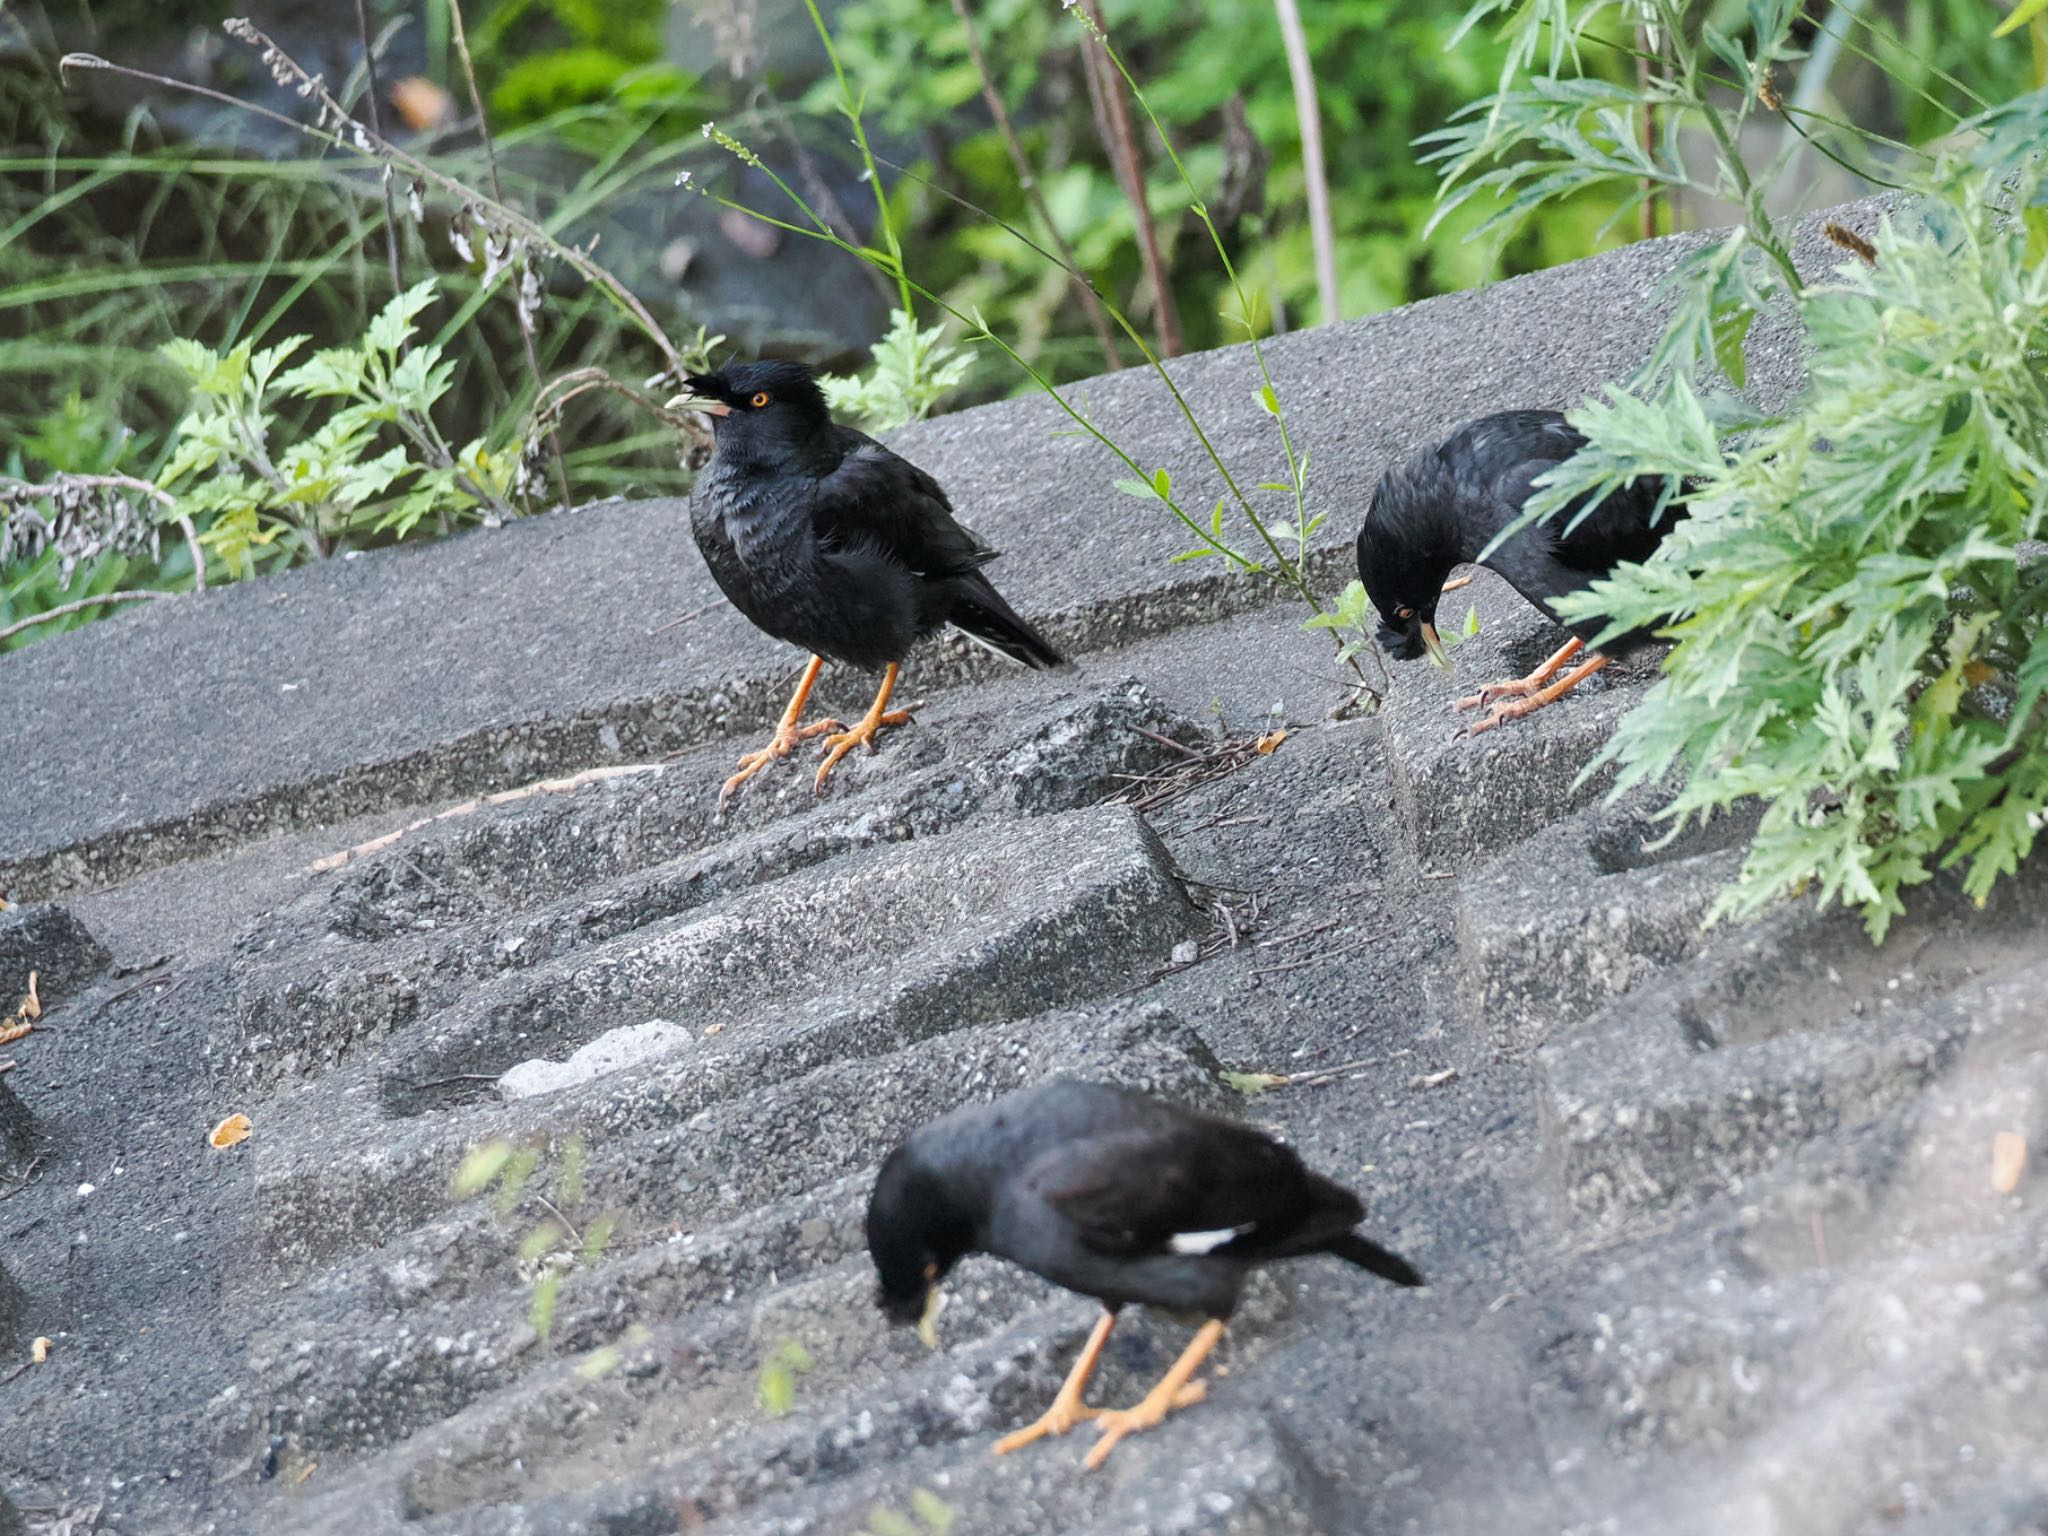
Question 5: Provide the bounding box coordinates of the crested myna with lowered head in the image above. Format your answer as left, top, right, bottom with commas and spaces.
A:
669, 360, 1067, 803
1357, 410, 1685, 735
867, 1078, 1422, 1469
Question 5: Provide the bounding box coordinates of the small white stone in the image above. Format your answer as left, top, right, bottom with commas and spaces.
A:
498, 1020, 692, 1102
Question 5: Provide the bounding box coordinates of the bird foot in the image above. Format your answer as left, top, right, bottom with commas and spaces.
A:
719, 716, 845, 806
1082, 1380, 1209, 1470
1451, 651, 1611, 740
990, 1397, 1103, 1456
813, 708, 913, 794
1451, 698, 1535, 739
1449, 637, 1588, 716
1451, 680, 1527, 711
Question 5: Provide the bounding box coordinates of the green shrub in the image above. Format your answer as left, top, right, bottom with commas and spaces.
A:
1433, 0, 2048, 940
1563, 117, 2048, 940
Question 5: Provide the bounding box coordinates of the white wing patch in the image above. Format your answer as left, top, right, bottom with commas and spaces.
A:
1169, 1223, 1254, 1255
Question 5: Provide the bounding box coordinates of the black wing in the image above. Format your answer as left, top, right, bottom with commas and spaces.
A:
1026, 1116, 1360, 1262
1476, 415, 1677, 577
812, 427, 1000, 579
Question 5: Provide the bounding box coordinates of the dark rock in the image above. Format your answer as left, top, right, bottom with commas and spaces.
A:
0, 902, 109, 1006
0, 1077, 33, 1183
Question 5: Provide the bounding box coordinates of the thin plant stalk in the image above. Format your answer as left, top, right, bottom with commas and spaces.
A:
445, 0, 570, 510
869, 145, 1320, 605
800, 0, 913, 319
60, 31, 709, 479
351, 0, 404, 298
0, 589, 172, 646
1069, 12, 1319, 597
696, 122, 1365, 705
1270, 0, 1338, 326
64, 35, 686, 380
1077, 0, 1183, 356
946, 0, 1121, 370
1636, 14, 1659, 239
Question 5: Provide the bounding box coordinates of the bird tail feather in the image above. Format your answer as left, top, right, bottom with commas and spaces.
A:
1324, 1231, 1425, 1288
949, 574, 1070, 672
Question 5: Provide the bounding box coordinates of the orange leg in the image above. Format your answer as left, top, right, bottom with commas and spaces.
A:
992, 1310, 1118, 1455
719, 656, 843, 805
1083, 1318, 1225, 1471
1458, 653, 1611, 738
1453, 636, 1586, 712
813, 661, 914, 794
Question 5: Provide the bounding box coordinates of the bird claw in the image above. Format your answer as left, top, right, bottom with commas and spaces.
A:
813, 708, 913, 793
718, 717, 845, 807
1082, 1380, 1209, 1470
990, 1399, 1103, 1456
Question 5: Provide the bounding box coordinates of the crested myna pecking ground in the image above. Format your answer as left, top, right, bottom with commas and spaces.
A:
670, 360, 1068, 804
1357, 410, 1685, 736
866, 1079, 1423, 1469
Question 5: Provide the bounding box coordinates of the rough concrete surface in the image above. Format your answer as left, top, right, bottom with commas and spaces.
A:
4, 193, 2045, 1536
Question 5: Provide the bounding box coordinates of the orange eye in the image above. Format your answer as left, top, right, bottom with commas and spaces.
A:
1396, 606, 1415, 621
750, 391, 771, 408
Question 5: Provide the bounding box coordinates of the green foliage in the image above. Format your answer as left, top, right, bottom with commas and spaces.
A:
1302, 580, 1376, 668
156, 281, 520, 576
700, 6, 1379, 699
819, 310, 973, 432
815, 0, 1618, 367
1432, 3, 2048, 941
1557, 134, 2048, 941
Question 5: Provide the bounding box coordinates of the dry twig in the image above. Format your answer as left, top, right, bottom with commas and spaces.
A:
306, 763, 665, 873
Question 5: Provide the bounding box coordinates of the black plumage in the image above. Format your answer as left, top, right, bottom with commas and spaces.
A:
1357, 410, 1683, 733
673, 360, 1066, 800
867, 1078, 1422, 1468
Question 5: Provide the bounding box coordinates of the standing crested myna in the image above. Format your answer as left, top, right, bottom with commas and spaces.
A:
669, 360, 1067, 802
1357, 410, 1684, 735
867, 1079, 1423, 1469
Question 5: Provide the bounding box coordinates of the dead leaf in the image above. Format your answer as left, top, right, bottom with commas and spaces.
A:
209, 1113, 254, 1150
1993, 1131, 2027, 1194
294, 1462, 317, 1485
1255, 729, 1288, 755
30, 1336, 48, 1363
390, 76, 455, 132
1409, 1068, 1459, 1090
1963, 660, 1998, 688
0, 970, 39, 1043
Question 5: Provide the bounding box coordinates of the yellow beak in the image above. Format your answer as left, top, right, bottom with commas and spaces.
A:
1420, 622, 1449, 670
665, 393, 731, 417
915, 1285, 944, 1350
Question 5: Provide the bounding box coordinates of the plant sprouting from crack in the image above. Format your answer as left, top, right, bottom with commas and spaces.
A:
452, 1135, 619, 1343
862, 1489, 958, 1536
756, 1337, 816, 1418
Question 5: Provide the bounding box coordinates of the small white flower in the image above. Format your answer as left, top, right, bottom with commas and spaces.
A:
673, 169, 693, 188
